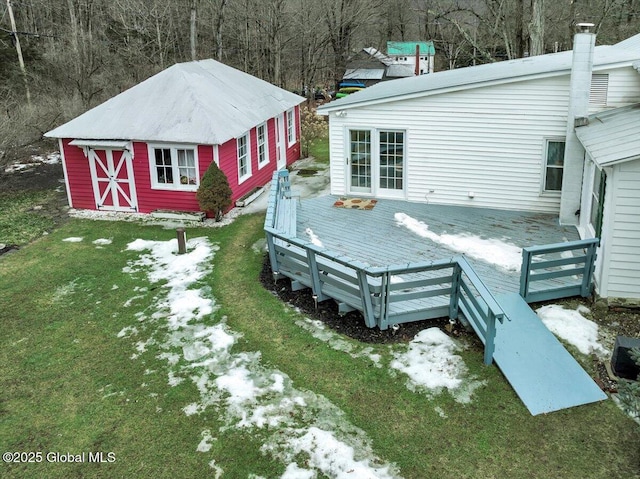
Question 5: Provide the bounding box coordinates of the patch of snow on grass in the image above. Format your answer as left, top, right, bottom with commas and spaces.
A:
281, 463, 315, 479
52, 280, 77, 301
208, 460, 224, 478
394, 212, 522, 272
536, 305, 608, 357
93, 238, 113, 245
117, 326, 138, 338
197, 429, 216, 452
284, 427, 397, 479
434, 406, 447, 418
122, 237, 400, 478
295, 318, 382, 367
305, 228, 323, 247
62, 237, 84, 243
390, 328, 484, 402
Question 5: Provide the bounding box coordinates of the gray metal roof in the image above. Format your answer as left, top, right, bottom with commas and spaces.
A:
386, 64, 415, 78
576, 103, 640, 167
319, 33, 640, 113
343, 68, 385, 80
46, 59, 305, 145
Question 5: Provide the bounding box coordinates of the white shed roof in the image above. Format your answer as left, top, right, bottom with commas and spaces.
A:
576, 103, 640, 167
46, 59, 305, 145
319, 33, 640, 113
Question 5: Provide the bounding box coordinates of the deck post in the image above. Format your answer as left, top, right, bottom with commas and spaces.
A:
356, 269, 377, 329
449, 263, 462, 320
519, 248, 532, 300
265, 231, 279, 276
307, 248, 328, 302
580, 241, 598, 297
484, 311, 497, 366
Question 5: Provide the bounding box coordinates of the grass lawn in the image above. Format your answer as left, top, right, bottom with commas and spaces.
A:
309, 136, 329, 164
1, 212, 639, 478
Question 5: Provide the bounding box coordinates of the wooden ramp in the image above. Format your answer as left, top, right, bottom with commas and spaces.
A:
492, 293, 607, 415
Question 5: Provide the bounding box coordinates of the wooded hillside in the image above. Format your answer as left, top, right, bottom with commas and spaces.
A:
1, 0, 638, 163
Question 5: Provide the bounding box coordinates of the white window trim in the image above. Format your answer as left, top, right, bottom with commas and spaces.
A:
540, 138, 565, 195
257, 122, 269, 169
148, 143, 199, 191
237, 132, 252, 184
286, 109, 296, 146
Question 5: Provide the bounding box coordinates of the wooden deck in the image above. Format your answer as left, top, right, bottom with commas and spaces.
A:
296, 195, 581, 297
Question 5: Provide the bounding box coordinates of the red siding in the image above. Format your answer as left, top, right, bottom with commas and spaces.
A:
61, 139, 96, 209
60, 108, 302, 214
134, 143, 215, 213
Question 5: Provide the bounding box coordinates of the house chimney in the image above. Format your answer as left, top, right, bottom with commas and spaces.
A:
559, 23, 595, 225
415, 44, 420, 76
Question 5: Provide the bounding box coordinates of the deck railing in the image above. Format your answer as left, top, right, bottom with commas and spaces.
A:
519, 238, 599, 303
263, 170, 507, 365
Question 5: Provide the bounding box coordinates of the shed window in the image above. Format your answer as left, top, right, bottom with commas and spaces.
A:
238, 133, 251, 183
257, 123, 268, 167
544, 140, 565, 192
286, 109, 296, 146
149, 145, 199, 190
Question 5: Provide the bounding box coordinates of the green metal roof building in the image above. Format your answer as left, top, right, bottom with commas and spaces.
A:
387, 41, 436, 56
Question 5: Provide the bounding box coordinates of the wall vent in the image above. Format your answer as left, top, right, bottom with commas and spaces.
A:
590, 74, 609, 106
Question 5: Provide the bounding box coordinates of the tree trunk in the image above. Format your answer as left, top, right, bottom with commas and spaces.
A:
6, 0, 31, 105
215, 0, 228, 61
190, 0, 197, 61
529, 0, 545, 56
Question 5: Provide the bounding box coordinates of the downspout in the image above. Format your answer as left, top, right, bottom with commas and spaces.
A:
559, 23, 595, 225
415, 44, 420, 76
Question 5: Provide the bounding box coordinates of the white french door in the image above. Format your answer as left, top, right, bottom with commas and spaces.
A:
347, 129, 405, 197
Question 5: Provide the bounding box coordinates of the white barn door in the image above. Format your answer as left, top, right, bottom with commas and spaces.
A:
87, 148, 138, 212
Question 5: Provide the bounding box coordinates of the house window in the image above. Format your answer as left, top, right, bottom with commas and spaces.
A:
237, 133, 251, 182
286, 109, 296, 146
149, 145, 199, 190
379, 131, 404, 190
257, 123, 268, 168
544, 139, 565, 192
590, 167, 606, 237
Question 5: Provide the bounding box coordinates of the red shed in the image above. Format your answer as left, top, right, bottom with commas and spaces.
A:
45, 60, 305, 215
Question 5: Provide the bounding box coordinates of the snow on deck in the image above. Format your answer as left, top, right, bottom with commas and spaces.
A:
296, 196, 580, 296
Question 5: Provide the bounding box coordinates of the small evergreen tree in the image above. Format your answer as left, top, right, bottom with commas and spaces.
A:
196, 162, 232, 221
618, 347, 640, 424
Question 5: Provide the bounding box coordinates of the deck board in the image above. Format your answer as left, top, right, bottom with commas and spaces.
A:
297, 195, 580, 297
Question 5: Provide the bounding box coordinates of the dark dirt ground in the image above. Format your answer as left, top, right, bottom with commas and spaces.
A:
2, 157, 639, 392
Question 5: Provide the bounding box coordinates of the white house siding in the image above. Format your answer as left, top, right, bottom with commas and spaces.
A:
601, 160, 640, 299
330, 76, 576, 212
598, 66, 640, 109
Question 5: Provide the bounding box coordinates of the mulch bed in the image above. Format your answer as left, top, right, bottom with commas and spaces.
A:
259, 255, 473, 345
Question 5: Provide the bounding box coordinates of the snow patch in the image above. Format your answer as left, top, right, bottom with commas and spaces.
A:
394, 212, 522, 272
93, 238, 113, 245
62, 237, 84, 243
295, 318, 382, 367
536, 305, 608, 357
197, 430, 216, 452
305, 228, 323, 247
390, 328, 484, 402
